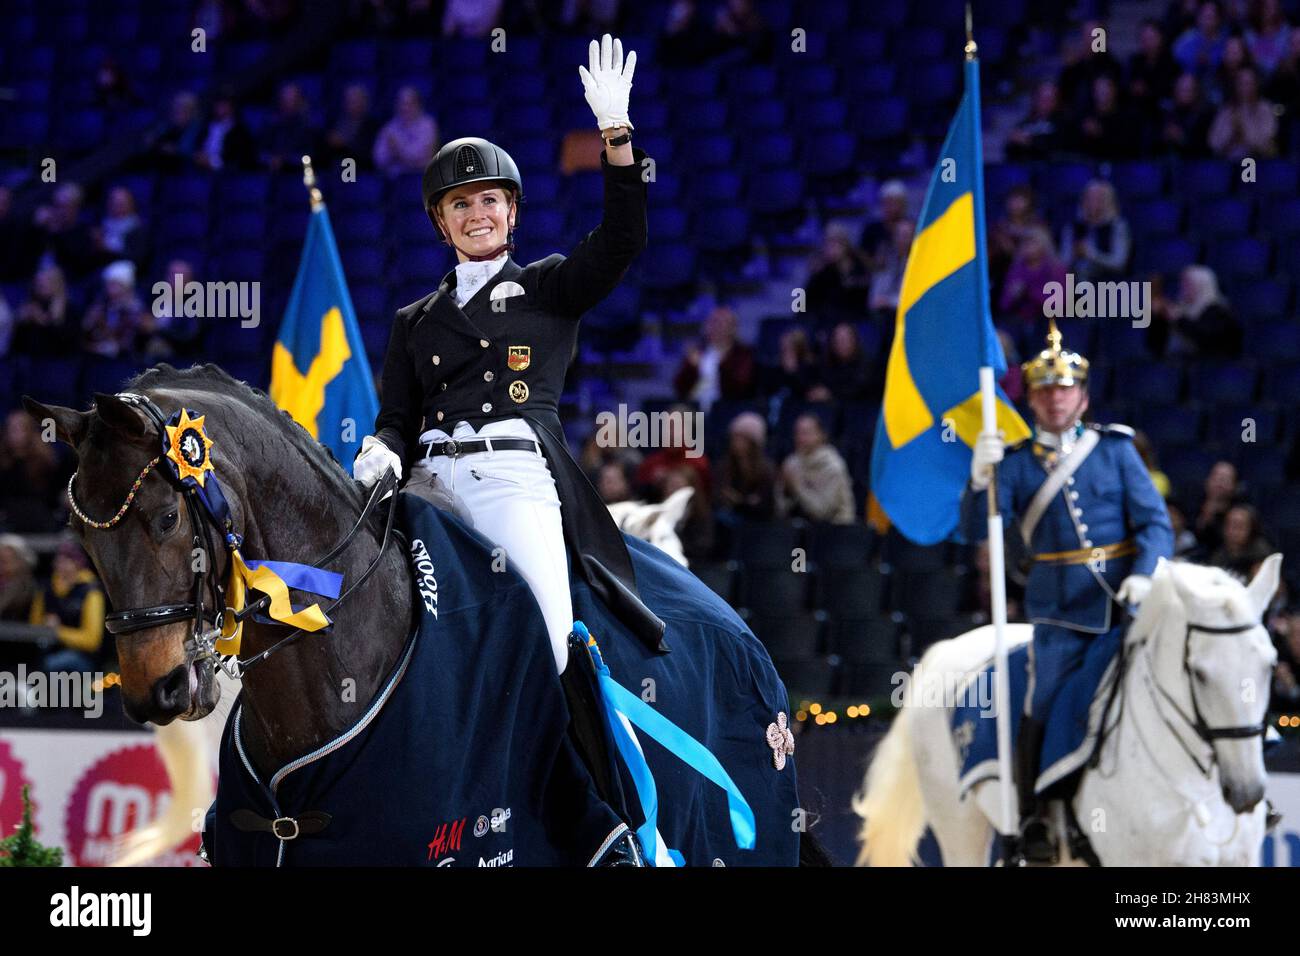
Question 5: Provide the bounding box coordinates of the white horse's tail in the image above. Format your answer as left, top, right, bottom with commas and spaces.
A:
111, 716, 215, 867
852, 708, 926, 866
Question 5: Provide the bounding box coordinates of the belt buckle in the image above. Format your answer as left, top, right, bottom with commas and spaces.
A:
443, 439, 460, 458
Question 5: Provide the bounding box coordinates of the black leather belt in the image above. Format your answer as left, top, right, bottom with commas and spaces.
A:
422, 437, 542, 459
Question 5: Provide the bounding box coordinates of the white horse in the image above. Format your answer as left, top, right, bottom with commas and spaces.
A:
112, 494, 693, 865
854, 555, 1282, 867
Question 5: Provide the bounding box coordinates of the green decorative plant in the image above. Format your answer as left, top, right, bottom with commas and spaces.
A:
0, 786, 63, 867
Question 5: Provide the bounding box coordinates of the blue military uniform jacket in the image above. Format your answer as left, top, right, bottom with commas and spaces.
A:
961, 423, 1174, 634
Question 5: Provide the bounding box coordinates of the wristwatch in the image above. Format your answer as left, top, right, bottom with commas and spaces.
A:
603, 126, 632, 147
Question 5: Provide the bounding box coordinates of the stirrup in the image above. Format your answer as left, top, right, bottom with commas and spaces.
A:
1013, 816, 1058, 866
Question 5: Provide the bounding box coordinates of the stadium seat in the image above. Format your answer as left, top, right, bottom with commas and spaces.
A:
750, 611, 824, 659
1207, 403, 1280, 445
772, 656, 837, 696
1110, 160, 1165, 199
807, 522, 876, 569
741, 565, 812, 615
749, 170, 805, 215
730, 519, 804, 565
1194, 361, 1258, 404
1180, 159, 1233, 197
1128, 197, 1183, 237
1118, 361, 1183, 404
1254, 158, 1300, 196
1256, 195, 1300, 237
694, 205, 751, 252
829, 616, 901, 664
1134, 403, 1202, 448
817, 567, 889, 619
1138, 236, 1199, 278
1207, 236, 1270, 279
1231, 277, 1289, 321
690, 560, 740, 605
1189, 197, 1252, 237
693, 133, 736, 169
895, 568, 964, 622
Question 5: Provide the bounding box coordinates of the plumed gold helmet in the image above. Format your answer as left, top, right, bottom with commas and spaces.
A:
1021, 319, 1089, 389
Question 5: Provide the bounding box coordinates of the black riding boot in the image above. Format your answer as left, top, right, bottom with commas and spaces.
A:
1014, 716, 1056, 864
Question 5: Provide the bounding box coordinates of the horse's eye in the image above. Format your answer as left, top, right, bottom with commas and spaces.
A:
160, 510, 179, 533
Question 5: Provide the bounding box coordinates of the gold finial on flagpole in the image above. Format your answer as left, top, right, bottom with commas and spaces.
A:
301, 155, 324, 211
965, 3, 978, 59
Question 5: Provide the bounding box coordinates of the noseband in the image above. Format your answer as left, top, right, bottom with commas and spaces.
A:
69, 392, 398, 679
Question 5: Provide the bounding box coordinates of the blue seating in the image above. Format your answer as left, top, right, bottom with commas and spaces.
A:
1119, 360, 1183, 403
1250, 319, 1300, 360
1180, 159, 1232, 197
1189, 196, 1251, 236
858, 97, 906, 140
1111, 160, 1165, 199
667, 66, 721, 99
1208, 403, 1281, 444
1138, 236, 1199, 277
1255, 195, 1300, 237
497, 103, 553, 133
1207, 236, 1270, 279
1135, 404, 1201, 447
695, 206, 752, 252
339, 245, 385, 283
1129, 197, 1183, 237
648, 207, 689, 241
1254, 158, 1300, 196
159, 209, 209, 244
749, 170, 805, 215
521, 208, 564, 245
839, 29, 888, 62
1194, 361, 1258, 403
749, 131, 796, 167
744, 99, 788, 130
787, 65, 838, 98
693, 133, 736, 168
842, 62, 896, 98
904, 61, 960, 103
804, 98, 849, 129
1231, 277, 1289, 321
676, 98, 727, 131
640, 247, 696, 291
691, 169, 744, 202
899, 27, 947, 59
335, 209, 385, 243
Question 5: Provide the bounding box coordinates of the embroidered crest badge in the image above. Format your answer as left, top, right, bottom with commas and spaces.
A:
766, 712, 795, 771
509, 380, 530, 404
507, 345, 531, 371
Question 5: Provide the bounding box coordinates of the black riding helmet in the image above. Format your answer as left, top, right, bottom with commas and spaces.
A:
421, 137, 523, 239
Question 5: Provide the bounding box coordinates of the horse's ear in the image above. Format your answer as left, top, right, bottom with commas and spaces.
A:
92, 392, 151, 441
21, 396, 90, 448
1246, 553, 1283, 617
659, 486, 695, 527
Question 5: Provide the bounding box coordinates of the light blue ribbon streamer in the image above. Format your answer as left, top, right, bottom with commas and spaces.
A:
573, 621, 756, 864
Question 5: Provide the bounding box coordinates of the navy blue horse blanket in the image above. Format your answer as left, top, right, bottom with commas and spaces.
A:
207, 494, 800, 866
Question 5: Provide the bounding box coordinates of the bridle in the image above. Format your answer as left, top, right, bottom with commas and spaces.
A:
1138, 618, 1271, 777
68, 392, 399, 679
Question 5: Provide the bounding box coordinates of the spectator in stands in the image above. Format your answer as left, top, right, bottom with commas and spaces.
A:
95, 186, 148, 270
1265, 27, 1300, 109
1133, 430, 1173, 498
712, 0, 772, 63
1166, 500, 1202, 557
1211, 503, 1273, 581
32, 183, 98, 278
261, 82, 318, 172
1247, 0, 1292, 77
0, 186, 34, 282
0, 534, 37, 623
1211, 33, 1254, 107
1271, 604, 1300, 710
805, 222, 871, 322
636, 405, 712, 498
717, 411, 776, 521
1194, 459, 1243, 555
660, 0, 712, 66
442, 0, 503, 36
138, 258, 202, 358
155, 91, 205, 171
562, 0, 623, 33
82, 260, 144, 359
760, 327, 821, 401
1164, 0, 1202, 40
30, 538, 105, 673
990, 185, 1047, 295
323, 84, 379, 170
1060, 180, 1131, 281
1006, 80, 1066, 160
92, 54, 135, 116
0, 288, 10, 357
1173, 1, 1229, 80
859, 180, 910, 268
0, 409, 66, 534
1073, 74, 1134, 158
1129, 20, 1180, 120
1148, 264, 1242, 358
196, 95, 257, 171
1209, 65, 1279, 158
997, 225, 1067, 333
12, 265, 74, 358
808, 322, 876, 403
672, 304, 756, 411
1058, 19, 1124, 114
596, 458, 634, 504
997, 328, 1024, 403
867, 219, 914, 322
659, 465, 715, 562
777, 413, 854, 524
1159, 71, 1214, 155
374, 86, 439, 177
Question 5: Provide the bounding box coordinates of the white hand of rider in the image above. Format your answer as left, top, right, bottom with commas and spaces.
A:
969, 432, 1004, 491
354, 435, 402, 489
578, 33, 636, 131
1117, 574, 1152, 607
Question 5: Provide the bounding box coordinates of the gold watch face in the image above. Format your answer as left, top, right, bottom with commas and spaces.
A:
509, 380, 530, 404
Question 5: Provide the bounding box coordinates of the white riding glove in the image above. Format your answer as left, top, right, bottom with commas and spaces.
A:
579, 33, 636, 131
1117, 574, 1152, 607
969, 432, 1004, 491
353, 434, 402, 488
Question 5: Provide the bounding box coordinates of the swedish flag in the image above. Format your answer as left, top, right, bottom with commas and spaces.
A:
869, 55, 1030, 544
270, 204, 377, 471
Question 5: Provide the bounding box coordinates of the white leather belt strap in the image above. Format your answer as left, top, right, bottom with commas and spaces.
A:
1019, 428, 1100, 548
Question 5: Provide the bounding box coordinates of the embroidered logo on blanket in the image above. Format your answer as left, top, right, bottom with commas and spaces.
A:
410, 538, 439, 618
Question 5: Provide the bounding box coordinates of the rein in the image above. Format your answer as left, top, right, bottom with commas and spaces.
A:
69, 392, 398, 680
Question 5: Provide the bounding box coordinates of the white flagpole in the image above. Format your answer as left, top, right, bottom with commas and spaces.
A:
979, 367, 1017, 854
